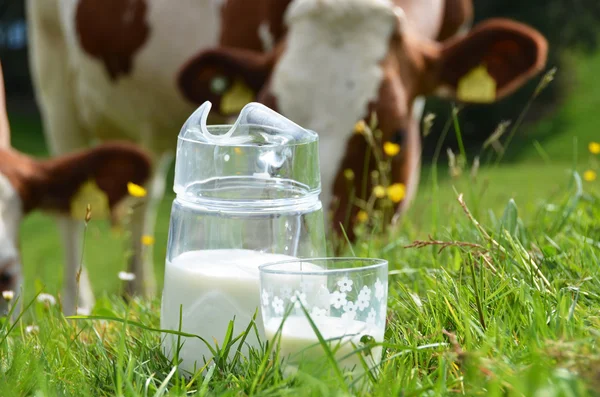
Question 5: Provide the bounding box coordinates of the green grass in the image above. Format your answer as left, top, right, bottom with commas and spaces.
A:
2, 50, 600, 395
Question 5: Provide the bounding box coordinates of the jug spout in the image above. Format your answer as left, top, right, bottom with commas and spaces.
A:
180, 101, 318, 146
174, 101, 321, 207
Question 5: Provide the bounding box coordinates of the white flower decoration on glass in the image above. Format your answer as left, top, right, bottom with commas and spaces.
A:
357, 286, 371, 311
343, 300, 357, 314
311, 307, 327, 317
330, 290, 347, 309
272, 296, 284, 315
261, 289, 270, 307
342, 301, 357, 324
280, 286, 292, 299
290, 291, 307, 309
337, 276, 353, 293
359, 285, 371, 301
357, 296, 370, 311
366, 308, 377, 325
375, 278, 385, 301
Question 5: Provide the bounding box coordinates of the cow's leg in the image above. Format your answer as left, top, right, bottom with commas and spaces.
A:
26, 0, 94, 315
125, 152, 173, 298
58, 217, 95, 315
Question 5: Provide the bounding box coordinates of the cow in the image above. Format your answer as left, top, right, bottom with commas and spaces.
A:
25, 0, 547, 313
178, 0, 548, 240
0, 62, 152, 316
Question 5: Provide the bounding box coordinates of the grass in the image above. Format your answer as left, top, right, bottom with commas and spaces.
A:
1, 51, 600, 395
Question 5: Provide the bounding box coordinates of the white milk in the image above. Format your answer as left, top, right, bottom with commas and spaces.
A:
160, 249, 298, 373
265, 316, 385, 375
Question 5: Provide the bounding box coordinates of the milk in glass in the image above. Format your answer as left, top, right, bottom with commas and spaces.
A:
265, 316, 384, 374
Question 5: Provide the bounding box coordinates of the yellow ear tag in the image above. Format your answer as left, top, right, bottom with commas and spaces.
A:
457, 65, 497, 103
220, 79, 254, 114
70, 179, 110, 221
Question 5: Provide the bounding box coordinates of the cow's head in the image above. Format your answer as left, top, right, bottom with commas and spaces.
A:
178, 0, 548, 238
0, 63, 152, 315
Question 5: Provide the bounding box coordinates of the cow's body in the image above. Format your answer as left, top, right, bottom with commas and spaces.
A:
25, 0, 546, 313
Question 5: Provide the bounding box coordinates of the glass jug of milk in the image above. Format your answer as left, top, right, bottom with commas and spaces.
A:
160, 101, 326, 374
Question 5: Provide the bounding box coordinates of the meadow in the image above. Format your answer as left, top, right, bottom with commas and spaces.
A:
1, 50, 600, 395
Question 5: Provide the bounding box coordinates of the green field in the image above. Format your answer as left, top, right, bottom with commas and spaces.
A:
1, 50, 600, 395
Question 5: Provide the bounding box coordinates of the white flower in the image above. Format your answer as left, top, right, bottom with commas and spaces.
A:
343, 300, 357, 314
341, 310, 357, 322
375, 278, 385, 301
261, 289, 270, 307
76, 307, 90, 316
25, 325, 39, 334
290, 291, 307, 309
280, 286, 292, 299
2, 290, 14, 301
337, 277, 353, 293
311, 307, 327, 317
357, 296, 370, 311
357, 286, 371, 311
366, 308, 376, 325
118, 271, 136, 281
272, 296, 284, 315
37, 293, 56, 306
330, 290, 347, 309
358, 285, 371, 301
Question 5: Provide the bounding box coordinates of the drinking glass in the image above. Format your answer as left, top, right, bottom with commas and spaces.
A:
259, 258, 388, 375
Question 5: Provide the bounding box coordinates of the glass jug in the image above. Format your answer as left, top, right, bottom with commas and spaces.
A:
160, 101, 326, 374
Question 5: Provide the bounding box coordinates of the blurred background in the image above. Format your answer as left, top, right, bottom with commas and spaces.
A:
1, 0, 600, 299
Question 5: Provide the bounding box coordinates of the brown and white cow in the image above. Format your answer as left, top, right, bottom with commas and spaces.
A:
25, 0, 546, 311
178, 0, 548, 239
26, 0, 294, 313
0, 62, 151, 316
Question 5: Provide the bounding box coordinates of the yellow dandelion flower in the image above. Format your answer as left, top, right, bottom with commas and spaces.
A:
383, 142, 401, 157
356, 210, 369, 223
589, 142, 600, 155
373, 185, 386, 199
583, 170, 597, 182
234, 147, 242, 155
127, 182, 147, 198
354, 120, 366, 135
344, 169, 355, 181
141, 235, 155, 246
387, 183, 406, 203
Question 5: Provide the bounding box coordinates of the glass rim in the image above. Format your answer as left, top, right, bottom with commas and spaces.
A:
259, 257, 388, 276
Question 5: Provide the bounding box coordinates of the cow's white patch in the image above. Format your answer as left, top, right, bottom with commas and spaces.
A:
271, 0, 398, 213
0, 172, 22, 277
258, 21, 274, 52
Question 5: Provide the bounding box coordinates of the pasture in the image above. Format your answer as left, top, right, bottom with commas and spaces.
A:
2, 40, 600, 397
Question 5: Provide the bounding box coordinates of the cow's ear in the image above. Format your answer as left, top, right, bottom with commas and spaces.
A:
428, 18, 548, 103
30, 143, 152, 222
178, 47, 274, 116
